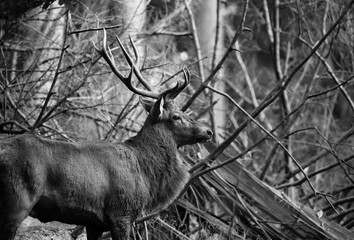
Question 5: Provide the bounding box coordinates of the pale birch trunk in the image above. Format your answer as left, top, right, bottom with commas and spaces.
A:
194, 0, 226, 143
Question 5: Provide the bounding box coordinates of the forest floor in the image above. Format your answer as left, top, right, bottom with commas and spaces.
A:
15, 217, 86, 240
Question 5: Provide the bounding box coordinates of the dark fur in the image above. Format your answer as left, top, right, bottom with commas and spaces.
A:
0, 98, 212, 240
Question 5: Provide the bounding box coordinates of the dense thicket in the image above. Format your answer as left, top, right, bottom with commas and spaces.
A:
1, 0, 354, 239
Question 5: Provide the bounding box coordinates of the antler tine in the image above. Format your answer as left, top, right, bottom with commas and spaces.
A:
96, 29, 160, 99
93, 29, 125, 81
115, 35, 153, 92
181, 68, 190, 89
162, 68, 191, 100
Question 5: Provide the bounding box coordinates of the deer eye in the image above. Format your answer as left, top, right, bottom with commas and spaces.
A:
172, 114, 181, 121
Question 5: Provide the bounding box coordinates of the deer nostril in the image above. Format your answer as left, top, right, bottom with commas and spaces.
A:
206, 130, 213, 136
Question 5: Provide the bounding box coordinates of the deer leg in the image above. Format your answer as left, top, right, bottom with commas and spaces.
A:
0, 185, 40, 240
109, 217, 132, 240
0, 208, 30, 240
0, 226, 17, 240
0, 219, 17, 240
71, 225, 85, 238
86, 226, 103, 240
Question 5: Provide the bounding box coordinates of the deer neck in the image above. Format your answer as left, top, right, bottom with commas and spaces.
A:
135, 123, 177, 148
125, 123, 189, 211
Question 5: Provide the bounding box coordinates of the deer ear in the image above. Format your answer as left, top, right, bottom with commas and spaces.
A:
140, 97, 165, 121
140, 97, 155, 112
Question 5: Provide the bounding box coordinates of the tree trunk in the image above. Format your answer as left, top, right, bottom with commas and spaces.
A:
193, 0, 226, 143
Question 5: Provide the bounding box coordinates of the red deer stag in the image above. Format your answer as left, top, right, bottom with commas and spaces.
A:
0, 30, 212, 240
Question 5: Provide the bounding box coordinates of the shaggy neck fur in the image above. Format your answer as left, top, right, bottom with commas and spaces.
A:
125, 122, 189, 211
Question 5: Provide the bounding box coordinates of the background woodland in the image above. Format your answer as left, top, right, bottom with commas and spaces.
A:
1, 0, 354, 239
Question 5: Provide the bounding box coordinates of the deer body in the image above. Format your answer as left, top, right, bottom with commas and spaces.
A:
0, 121, 191, 239
0, 30, 212, 240
0, 104, 211, 239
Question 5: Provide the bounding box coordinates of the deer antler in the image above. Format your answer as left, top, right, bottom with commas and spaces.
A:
94, 29, 189, 100
163, 68, 190, 101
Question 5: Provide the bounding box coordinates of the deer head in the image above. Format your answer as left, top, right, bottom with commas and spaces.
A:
94, 29, 212, 147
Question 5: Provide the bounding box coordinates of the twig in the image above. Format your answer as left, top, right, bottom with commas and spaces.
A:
322, 0, 330, 52
193, 0, 354, 170
137, 31, 191, 37
299, 37, 354, 113
331, 207, 354, 221
259, 144, 279, 180
300, 185, 353, 202
190, 77, 286, 172
273, 0, 283, 81
0, 120, 30, 134
31, 12, 69, 130
211, 0, 221, 70
330, 147, 354, 186
39, 54, 100, 125
184, 0, 205, 83
322, 196, 354, 213
194, 85, 317, 193
233, 187, 272, 240
308, 75, 354, 99
181, 0, 250, 111
264, 63, 320, 179
104, 97, 138, 141
283, 126, 354, 181
233, 40, 269, 127
277, 154, 354, 189
209, 0, 222, 143
67, 24, 122, 35
155, 217, 190, 240
262, 0, 274, 43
